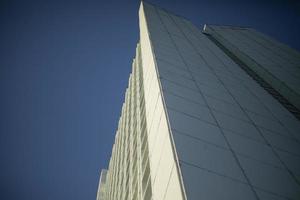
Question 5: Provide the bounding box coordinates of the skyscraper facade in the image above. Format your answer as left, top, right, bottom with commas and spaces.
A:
97, 2, 300, 200
96, 170, 107, 200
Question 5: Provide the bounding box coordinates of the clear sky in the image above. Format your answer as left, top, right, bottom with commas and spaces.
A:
0, 0, 299, 199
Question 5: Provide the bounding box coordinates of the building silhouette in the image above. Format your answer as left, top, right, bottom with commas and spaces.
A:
97, 2, 300, 200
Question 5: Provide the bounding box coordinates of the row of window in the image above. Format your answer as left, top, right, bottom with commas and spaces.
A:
104, 45, 153, 200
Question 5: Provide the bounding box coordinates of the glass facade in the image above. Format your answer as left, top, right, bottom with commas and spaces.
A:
97, 2, 300, 200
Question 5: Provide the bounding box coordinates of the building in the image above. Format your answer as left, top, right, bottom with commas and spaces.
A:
96, 170, 107, 200
97, 2, 300, 200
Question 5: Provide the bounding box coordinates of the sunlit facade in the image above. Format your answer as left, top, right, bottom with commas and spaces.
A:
97, 2, 300, 200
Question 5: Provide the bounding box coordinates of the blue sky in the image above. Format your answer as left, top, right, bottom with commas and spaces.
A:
0, 0, 299, 199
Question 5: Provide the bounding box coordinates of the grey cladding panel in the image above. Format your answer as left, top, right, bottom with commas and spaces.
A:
180, 163, 257, 200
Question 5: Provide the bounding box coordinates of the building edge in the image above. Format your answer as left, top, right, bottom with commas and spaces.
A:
139, 2, 187, 200
96, 169, 108, 200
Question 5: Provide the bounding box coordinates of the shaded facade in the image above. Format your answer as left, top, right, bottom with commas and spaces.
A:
97, 2, 300, 200
203, 25, 300, 118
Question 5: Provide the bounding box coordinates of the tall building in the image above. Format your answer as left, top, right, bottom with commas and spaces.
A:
96, 170, 107, 200
97, 2, 300, 200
